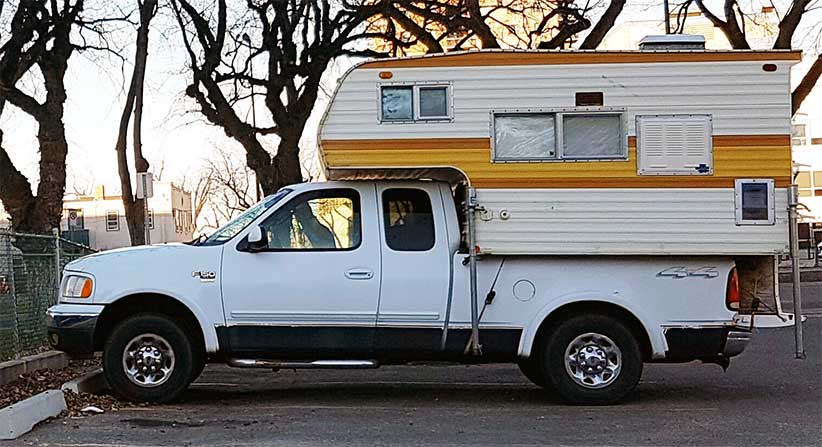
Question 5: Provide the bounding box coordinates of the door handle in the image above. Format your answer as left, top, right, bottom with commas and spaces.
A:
345, 268, 374, 280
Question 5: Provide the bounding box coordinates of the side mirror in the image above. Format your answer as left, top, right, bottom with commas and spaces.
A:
244, 225, 268, 252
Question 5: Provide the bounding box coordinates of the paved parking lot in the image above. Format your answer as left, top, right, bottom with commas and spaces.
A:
17, 283, 822, 447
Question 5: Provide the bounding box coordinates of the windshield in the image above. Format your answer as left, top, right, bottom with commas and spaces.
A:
200, 189, 292, 246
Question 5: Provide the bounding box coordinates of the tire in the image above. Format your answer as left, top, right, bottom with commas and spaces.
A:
518, 358, 549, 388
190, 356, 206, 383
103, 314, 195, 403
541, 314, 642, 405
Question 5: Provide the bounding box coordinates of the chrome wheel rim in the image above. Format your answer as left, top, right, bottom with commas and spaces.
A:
564, 332, 622, 389
122, 333, 175, 388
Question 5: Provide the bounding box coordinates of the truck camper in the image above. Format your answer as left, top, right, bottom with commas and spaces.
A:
47, 37, 805, 405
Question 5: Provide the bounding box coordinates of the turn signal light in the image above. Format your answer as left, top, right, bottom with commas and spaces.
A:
726, 267, 740, 310
63, 275, 94, 299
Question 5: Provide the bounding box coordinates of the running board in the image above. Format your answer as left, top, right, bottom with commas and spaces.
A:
227, 359, 379, 369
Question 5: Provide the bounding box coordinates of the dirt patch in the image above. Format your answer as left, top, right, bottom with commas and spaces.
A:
1, 358, 149, 418
0, 359, 99, 409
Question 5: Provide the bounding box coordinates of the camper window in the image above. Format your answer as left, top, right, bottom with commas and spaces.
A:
561, 114, 623, 159
380, 84, 452, 122
418, 86, 449, 119
492, 110, 625, 162
493, 114, 557, 160
381, 86, 413, 121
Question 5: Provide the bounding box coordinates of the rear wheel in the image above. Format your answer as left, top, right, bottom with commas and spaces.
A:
103, 314, 195, 403
517, 358, 548, 388
541, 314, 642, 405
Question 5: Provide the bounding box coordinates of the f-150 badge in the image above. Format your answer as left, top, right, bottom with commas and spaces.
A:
192, 271, 216, 282
657, 267, 719, 279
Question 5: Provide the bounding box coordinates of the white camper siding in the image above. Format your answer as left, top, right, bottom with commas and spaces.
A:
321, 61, 794, 141
474, 188, 789, 255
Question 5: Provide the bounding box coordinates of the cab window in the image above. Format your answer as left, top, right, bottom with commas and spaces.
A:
382, 188, 435, 251
260, 189, 361, 251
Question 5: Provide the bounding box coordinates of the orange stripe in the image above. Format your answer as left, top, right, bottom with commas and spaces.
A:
321, 135, 792, 189
360, 51, 802, 69
473, 177, 792, 188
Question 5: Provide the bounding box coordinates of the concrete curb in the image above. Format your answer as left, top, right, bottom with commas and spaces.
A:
0, 390, 66, 440
0, 351, 69, 386
61, 368, 107, 394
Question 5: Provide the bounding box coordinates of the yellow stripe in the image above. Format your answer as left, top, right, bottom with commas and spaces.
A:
360, 51, 802, 69
322, 135, 791, 188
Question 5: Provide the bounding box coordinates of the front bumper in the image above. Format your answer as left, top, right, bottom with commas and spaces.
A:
45, 304, 104, 354
664, 327, 751, 361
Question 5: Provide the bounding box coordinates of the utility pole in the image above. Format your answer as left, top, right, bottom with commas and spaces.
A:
663, 0, 671, 34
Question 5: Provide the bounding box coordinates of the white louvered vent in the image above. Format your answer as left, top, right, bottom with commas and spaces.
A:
637, 115, 713, 176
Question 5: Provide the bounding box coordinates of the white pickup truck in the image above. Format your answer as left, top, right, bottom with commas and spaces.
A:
47, 180, 750, 405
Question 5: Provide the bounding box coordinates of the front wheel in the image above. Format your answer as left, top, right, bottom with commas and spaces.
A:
103, 314, 195, 403
541, 314, 643, 405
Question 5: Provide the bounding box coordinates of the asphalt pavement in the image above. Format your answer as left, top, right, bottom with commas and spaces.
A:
15, 282, 822, 447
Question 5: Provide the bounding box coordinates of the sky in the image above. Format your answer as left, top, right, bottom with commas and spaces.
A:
0, 0, 819, 203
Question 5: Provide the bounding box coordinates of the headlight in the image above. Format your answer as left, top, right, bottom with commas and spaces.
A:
62, 275, 93, 298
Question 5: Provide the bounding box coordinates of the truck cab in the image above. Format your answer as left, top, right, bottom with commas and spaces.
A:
47, 179, 753, 405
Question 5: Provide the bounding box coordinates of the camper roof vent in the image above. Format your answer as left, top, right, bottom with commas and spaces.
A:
639, 35, 706, 51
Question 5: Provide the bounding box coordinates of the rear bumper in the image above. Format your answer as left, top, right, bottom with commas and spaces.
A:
663, 327, 751, 361
45, 304, 104, 354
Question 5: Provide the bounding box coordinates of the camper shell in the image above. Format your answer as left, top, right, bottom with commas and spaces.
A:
319, 47, 802, 316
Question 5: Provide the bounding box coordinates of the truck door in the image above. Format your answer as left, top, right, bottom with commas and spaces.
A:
374, 184, 453, 356
220, 184, 381, 358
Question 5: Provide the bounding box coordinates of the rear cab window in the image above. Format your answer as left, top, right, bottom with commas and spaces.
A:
382, 188, 435, 251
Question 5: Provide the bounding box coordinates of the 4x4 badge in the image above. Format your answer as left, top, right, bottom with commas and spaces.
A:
192, 271, 216, 282
657, 266, 719, 279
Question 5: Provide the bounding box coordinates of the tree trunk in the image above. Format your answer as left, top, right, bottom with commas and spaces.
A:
792, 54, 821, 116
115, 0, 156, 246
0, 130, 38, 231
272, 129, 304, 194
31, 117, 69, 232
579, 0, 625, 49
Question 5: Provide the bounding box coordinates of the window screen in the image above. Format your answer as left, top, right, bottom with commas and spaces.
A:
382, 189, 435, 251
562, 114, 622, 158
419, 86, 448, 118
261, 189, 361, 250
381, 86, 413, 121
493, 114, 556, 160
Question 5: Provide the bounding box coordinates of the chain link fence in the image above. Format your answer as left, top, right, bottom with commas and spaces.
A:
0, 230, 96, 361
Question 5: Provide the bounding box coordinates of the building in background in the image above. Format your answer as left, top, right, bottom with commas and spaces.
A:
61, 182, 195, 250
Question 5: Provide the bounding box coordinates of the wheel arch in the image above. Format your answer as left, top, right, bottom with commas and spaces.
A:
93, 293, 216, 354
519, 300, 662, 361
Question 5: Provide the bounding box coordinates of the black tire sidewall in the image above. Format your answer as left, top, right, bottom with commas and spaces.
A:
518, 358, 549, 388
542, 314, 642, 405
103, 314, 195, 403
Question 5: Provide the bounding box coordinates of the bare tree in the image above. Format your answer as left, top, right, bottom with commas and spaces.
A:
170, 0, 627, 197
114, 0, 158, 245
364, 0, 627, 53
0, 0, 81, 233
183, 146, 257, 233
0, 0, 121, 233
171, 0, 385, 196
